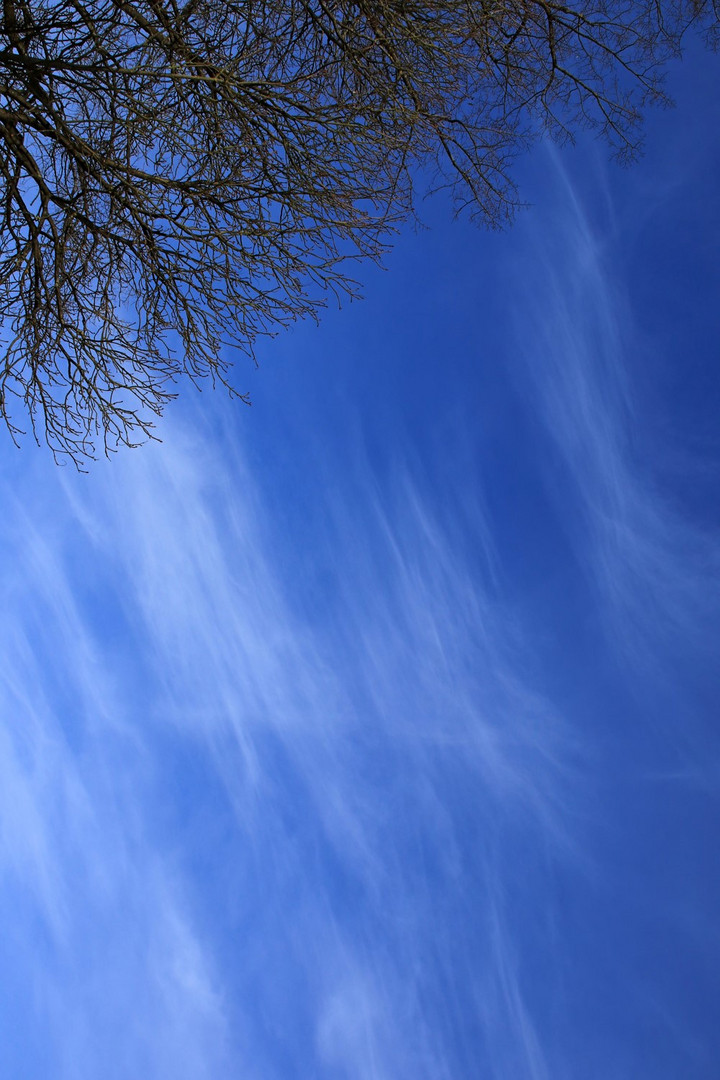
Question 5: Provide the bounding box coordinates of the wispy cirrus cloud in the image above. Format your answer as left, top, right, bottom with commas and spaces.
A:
512, 148, 720, 693
0, 408, 580, 1079
0, 475, 236, 1080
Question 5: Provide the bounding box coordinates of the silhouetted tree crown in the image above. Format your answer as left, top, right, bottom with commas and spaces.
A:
1, 0, 717, 461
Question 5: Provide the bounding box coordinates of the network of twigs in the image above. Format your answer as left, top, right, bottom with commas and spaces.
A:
0, 0, 716, 462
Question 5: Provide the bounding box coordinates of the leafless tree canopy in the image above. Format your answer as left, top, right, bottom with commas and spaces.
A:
0, 0, 717, 461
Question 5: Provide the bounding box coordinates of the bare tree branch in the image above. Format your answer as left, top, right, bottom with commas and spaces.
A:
0, 0, 717, 463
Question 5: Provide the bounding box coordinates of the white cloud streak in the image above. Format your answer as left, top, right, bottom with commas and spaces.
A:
0, 474, 236, 1080
0, 408, 580, 1079
512, 148, 720, 693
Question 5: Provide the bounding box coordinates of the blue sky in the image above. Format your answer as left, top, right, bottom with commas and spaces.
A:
1, 43, 719, 1080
